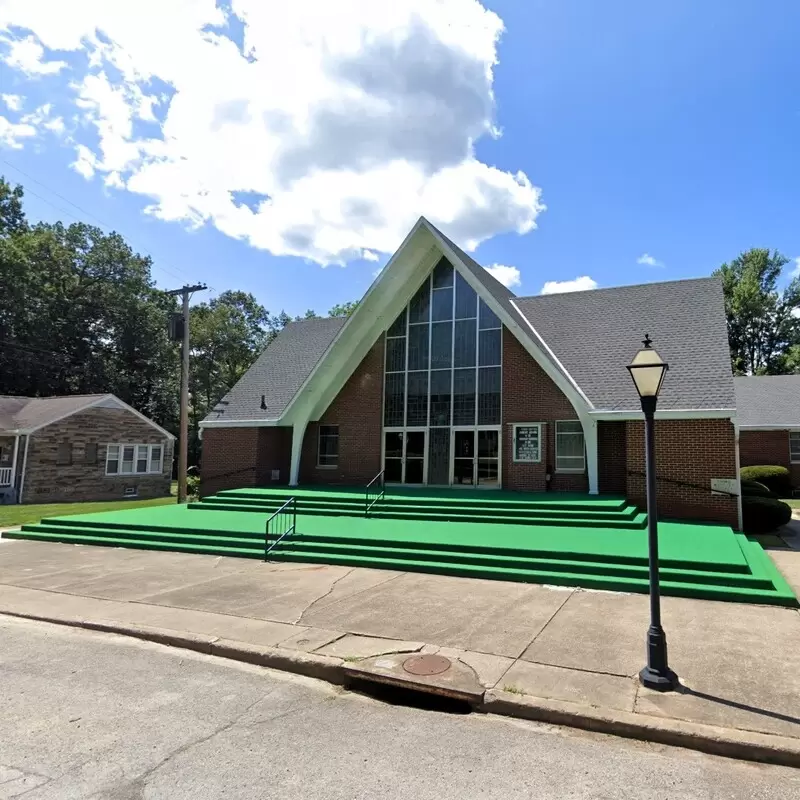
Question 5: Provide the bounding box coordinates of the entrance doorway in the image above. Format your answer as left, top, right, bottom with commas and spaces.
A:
383, 429, 427, 484
451, 428, 500, 487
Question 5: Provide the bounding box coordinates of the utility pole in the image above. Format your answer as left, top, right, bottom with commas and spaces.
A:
166, 283, 207, 503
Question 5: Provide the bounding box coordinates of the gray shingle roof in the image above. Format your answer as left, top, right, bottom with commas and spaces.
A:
203, 317, 347, 423
0, 394, 108, 434
512, 277, 735, 412
734, 376, 800, 427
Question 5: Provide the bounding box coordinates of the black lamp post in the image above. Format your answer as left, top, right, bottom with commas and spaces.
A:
627, 334, 679, 692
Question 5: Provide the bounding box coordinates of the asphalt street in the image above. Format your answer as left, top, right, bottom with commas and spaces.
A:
1, 614, 797, 799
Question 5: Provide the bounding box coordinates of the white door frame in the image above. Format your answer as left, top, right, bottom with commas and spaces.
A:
449, 425, 502, 487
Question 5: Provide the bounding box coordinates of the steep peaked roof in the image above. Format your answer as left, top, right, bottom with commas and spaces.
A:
513, 277, 735, 412
201, 218, 735, 427
734, 375, 800, 428
203, 317, 347, 424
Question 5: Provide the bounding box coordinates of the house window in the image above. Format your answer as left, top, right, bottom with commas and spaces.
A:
56, 443, 72, 466
317, 425, 339, 467
556, 421, 585, 472
85, 443, 98, 464
513, 423, 543, 463
791, 432, 800, 464
106, 443, 164, 476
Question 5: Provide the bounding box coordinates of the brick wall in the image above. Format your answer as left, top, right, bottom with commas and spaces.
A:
23, 407, 173, 504
739, 429, 800, 487
501, 328, 587, 492
626, 418, 739, 527
598, 421, 627, 494
299, 335, 384, 485
200, 426, 292, 496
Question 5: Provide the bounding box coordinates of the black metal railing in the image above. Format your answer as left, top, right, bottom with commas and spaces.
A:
264, 497, 297, 560
365, 470, 385, 517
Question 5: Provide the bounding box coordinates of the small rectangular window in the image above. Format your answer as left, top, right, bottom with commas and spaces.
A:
513, 424, 542, 463
85, 443, 98, 465
56, 442, 72, 466
318, 425, 339, 467
556, 421, 585, 472
136, 445, 149, 474
121, 445, 135, 474
106, 444, 120, 475
790, 432, 800, 464
150, 445, 163, 474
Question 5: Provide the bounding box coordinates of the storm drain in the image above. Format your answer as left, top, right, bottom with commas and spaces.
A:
343, 654, 474, 715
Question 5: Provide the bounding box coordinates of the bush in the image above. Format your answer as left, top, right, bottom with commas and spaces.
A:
742, 495, 792, 534
187, 473, 201, 498
740, 465, 792, 496
740, 479, 777, 498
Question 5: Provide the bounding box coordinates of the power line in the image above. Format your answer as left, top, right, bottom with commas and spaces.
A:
1, 158, 217, 290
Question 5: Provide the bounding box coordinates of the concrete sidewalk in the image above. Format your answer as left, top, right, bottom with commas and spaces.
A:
1, 537, 799, 766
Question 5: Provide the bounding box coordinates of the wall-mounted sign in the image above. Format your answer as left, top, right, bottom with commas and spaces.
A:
711, 478, 738, 496
513, 423, 542, 463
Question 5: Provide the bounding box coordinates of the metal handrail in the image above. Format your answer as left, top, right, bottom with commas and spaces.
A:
626, 470, 739, 498
365, 470, 385, 517
264, 496, 297, 560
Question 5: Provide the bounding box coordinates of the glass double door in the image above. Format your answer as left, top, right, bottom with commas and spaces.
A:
384, 429, 426, 484
384, 427, 500, 486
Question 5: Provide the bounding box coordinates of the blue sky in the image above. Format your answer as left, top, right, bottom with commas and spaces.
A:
0, 0, 798, 317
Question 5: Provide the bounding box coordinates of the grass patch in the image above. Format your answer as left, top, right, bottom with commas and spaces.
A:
781, 498, 800, 509
0, 495, 177, 528
503, 685, 524, 695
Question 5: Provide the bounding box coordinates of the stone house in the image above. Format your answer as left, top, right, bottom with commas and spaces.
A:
0, 394, 175, 504
199, 217, 745, 529
735, 375, 800, 489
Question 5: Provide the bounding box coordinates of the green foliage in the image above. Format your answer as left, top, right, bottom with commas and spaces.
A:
186, 473, 201, 497
328, 300, 358, 317
741, 495, 792, 533
714, 249, 800, 375
740, 479, 777, 498
740, 465, 792, 496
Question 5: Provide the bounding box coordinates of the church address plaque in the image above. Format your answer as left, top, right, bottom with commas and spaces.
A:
513, 424, 542, 463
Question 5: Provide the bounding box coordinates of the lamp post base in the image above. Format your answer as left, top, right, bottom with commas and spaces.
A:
639, 624, 679, 691
639, 665, 679, 691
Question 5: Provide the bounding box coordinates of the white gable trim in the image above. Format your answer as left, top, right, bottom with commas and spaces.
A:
590, 408, 736, 421
201, 417, 281, 428
23, 394, 176, 438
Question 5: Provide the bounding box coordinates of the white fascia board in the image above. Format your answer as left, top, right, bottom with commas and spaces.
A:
737, 424, 800, 431
279, 217, 430, 424
589, 408, 737, 421
199, 418, 281, 428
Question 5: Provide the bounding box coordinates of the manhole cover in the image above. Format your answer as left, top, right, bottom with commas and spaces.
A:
402, 654, 452, 676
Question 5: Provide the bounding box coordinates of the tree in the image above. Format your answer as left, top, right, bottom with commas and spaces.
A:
328, 301, 358, 317
714, 249, 800, 374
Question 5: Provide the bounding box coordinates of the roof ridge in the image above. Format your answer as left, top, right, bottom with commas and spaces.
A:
516, 275, 719, 302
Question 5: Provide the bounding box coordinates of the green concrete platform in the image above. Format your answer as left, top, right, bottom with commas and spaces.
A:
6, 496, 797, 607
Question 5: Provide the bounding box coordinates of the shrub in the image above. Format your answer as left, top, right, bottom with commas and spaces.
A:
740, 465, 792, 496
187, 473, 201, 498
742, 495, 792, 534
740, 479, 777, 498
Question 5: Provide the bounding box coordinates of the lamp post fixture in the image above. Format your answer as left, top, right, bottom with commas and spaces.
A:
627, 334, 679, 692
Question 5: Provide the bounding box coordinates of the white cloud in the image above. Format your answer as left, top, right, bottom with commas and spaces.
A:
1, 93, 23, 111
362, 249, 379, 262
3, 35, 67, 75
540, 276, 598, 295
637, 253, 664, 268
484, 263, 520, 288
0, 0, 545, 265
0, 115, 36, 148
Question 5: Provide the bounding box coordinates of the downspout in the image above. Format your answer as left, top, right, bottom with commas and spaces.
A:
733, 419, 744, 531
17, 434, 31, 504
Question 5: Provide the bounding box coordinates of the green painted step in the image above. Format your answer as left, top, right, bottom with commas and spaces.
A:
16, 523, 766, 589
198, 495, 643, 522
265, 549, 797, 607
191, 501, 648, 530
6, 528, 793, 607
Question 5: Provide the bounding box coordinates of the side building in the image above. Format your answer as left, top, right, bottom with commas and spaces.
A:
200, 217, 740, 528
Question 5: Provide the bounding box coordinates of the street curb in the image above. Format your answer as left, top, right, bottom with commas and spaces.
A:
482, 690, 800, 769
4, 609, 799, 769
